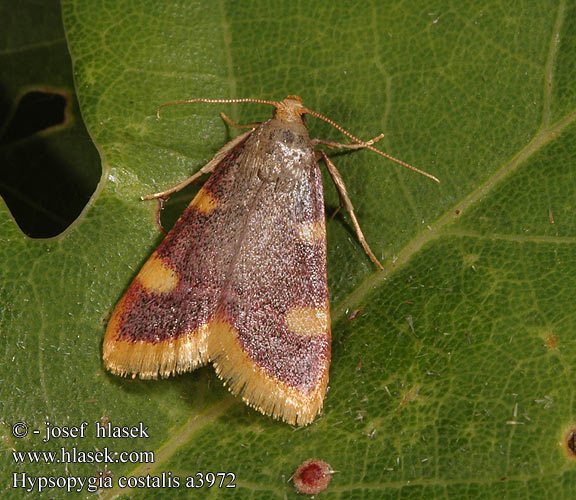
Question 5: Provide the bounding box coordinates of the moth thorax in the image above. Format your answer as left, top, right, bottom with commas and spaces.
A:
238, 123, 313, 187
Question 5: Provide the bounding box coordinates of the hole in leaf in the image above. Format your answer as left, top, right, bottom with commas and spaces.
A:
0, 89, 101, 237
1, 90, 67, 144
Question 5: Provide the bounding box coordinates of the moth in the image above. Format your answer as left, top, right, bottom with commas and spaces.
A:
103, 95, 437, 426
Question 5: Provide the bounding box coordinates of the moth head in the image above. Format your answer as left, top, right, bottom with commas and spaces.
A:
273, 95, 306, 122
154, 95, 439, 184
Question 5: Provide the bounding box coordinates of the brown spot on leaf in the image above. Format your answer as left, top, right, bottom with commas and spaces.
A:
543, 332, 558, 351
348, 307, 363, 321
400, 386, 420, 408
566, 429, 576, 458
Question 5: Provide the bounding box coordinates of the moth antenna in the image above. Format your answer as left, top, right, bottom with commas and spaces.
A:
157, 98, 279, 118
303, 108, 440, 184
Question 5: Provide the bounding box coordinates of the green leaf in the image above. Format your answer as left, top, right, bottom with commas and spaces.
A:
2, 0, 576, 498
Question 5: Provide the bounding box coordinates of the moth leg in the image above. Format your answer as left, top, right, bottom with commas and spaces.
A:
314, 151, 344, 220
319, 150, 384, 270
154, 198, 168, 234
141, 129, 254, 200
220, 112, 262, 130
330, 204, 342, 220
312, 133, 385, 150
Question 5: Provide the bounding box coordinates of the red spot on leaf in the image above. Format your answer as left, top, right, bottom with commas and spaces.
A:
293, 459, 331, 495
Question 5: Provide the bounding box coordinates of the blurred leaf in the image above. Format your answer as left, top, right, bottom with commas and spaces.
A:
1, 1, 576, 499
